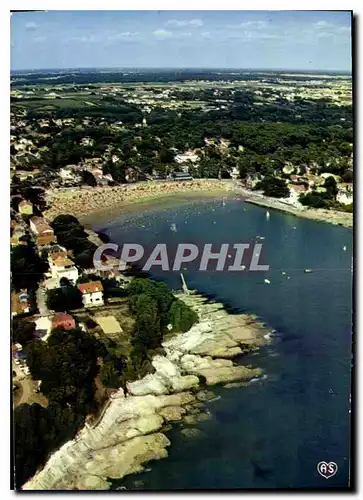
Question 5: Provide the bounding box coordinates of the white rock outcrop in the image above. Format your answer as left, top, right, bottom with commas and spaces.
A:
23, 293, 267, 491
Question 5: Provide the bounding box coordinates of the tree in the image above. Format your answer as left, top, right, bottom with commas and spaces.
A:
46, 286, 82, 312
14, 402, 83, 489
324, 176, 338, 198
299, 192, 328, 208
159, 148, 175, 164
25, 328, 100, 409
51, 214, 84, 234
168, 299, 198, 332
12, 319, 35, 346
132, 294, 162, 350
100, 355, 127, 388
81, 170, 97, 187
11, 244, 45, 291
255, 177, 290, 198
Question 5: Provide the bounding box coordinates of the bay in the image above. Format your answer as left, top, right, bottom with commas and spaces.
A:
94, 197, 353, 489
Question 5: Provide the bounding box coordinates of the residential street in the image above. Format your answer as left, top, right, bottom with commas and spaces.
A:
36, 287, 49, 316
12, 362, 33, 406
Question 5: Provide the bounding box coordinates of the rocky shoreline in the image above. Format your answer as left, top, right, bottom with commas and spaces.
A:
23, 292, 269, 491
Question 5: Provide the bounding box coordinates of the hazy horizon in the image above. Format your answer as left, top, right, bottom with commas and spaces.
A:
11, 66, 352, 74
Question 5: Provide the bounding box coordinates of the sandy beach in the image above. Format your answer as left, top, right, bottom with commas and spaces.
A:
44, 180, 353, 229
44, 180, 235, 225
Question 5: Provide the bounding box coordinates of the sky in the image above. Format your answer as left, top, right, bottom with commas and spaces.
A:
10, 11, 352, 71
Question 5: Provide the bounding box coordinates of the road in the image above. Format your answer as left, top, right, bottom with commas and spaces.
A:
12, 362, 34, 406
36, 287, 49, 316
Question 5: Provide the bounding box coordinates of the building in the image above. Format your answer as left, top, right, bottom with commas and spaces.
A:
48, 248, 79, 283
11, 224, 28, 247
77, 281, 104, 307
11, 290, 30, 317
18, 200, 33, 215
283, 163, 296, 175
151, 174, 167, 181
169, 172, 193, 181
246, 175, 261, 189
230, 166, 240, 181
59, 167, 81, 184
49, 256, 79, 283
175, 151, 200, 165
337, 183, 353, 205
48, 245, 67, 261
51, 313, 76, 331
287, 184, 308, 205
29, 217, 56, 246
34, 316, 52, 340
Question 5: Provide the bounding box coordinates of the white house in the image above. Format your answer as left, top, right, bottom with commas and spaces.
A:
50, 256, 79, 283
35, 316, 52, 342
59, 167, 78, 181
175, 151, 200, 164
337, 184, 353, 205
77, 281, 104, 307
287, 184, 308, 206
48, 247, 79, 283
230, 166, 240, 180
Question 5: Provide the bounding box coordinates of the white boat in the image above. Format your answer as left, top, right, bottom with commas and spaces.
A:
264, 279, 271, 284
209, 395, 221, 402
266, 211, 270, 219
343, 245, 347, 251
170, 223, 177, 232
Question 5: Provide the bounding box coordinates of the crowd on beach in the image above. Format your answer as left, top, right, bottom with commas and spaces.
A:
44, 179, 353, 228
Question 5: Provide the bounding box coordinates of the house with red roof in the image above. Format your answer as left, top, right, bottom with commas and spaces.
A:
77, 281, 104, 308
51, 313, 76, 331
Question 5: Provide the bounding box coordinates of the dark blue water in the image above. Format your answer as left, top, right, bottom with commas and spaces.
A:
95, 197, 353, 489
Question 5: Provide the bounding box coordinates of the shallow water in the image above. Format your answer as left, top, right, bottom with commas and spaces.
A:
95, 197, 353, 489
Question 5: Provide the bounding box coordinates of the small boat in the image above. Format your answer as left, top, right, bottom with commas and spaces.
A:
287, 276, 291, 280
304, 269, 312, 273
282, 271, 286, 275
266, 211, 270, 219
170, 223, 177, 232
222, 198, 226, 206
343, 246, 347, 251
209, 395, 221, 403
264, 279, 271, 284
